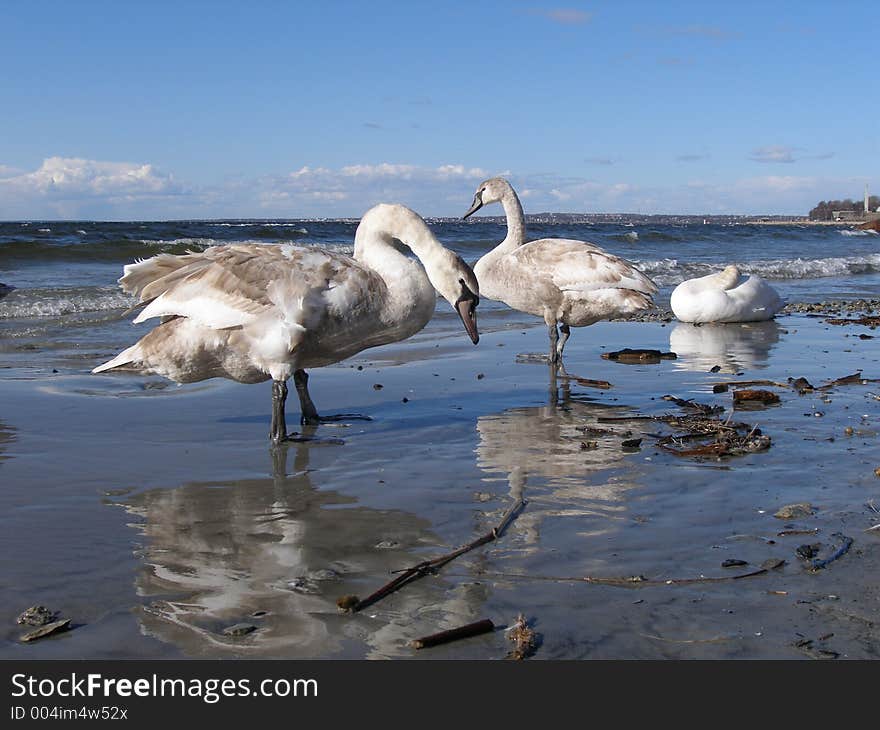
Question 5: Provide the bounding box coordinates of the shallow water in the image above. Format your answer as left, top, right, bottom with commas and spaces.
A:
1, 315, 879, 659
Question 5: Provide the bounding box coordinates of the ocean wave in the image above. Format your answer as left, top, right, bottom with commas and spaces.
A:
0, 286, 135, 319
0, 237, 353, 265
840, 229, 878, 237
138, 237, 221, 248
635, 253, 880, 286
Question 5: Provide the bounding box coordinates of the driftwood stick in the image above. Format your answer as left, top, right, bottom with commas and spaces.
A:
458, 558, 786, 588
343, 498, 527, 613
713, 379, 789, 388
809, 533, 853, 572
555, 373, 612, 389
410, 619, 495, 649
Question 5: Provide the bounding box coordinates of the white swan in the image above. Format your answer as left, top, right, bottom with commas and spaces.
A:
670, 265, 784, 323
462, 177, 657, 363
93, 204, 480, 443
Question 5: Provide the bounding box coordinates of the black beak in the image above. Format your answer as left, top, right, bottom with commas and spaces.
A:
462, 193, 484, 220
455, 297, 479, 344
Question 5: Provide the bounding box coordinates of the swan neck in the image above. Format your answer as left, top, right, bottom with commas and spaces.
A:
353, 206, 446, 305
499, 188, 525, 248
354, 209, 442, 270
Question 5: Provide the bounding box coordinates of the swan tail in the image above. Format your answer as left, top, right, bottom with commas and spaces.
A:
119, 254, 195, 298
92, 342, 143, 374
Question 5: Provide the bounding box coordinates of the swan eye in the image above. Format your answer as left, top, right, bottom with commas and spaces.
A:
456, 281, 478, 308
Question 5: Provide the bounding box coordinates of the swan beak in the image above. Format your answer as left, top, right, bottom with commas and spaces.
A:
462, 194, 484, 220
456, 299, 479, 344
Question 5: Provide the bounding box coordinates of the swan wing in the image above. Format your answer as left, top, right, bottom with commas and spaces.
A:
510, 239, 657, 295
725, 276, 785, 319
128, 244, 381, 331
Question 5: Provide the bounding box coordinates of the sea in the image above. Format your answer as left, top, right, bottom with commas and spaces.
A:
0, 218, 878, 376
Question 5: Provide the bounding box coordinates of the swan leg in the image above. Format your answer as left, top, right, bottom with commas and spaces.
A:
293, 369, 371, 426
265, 374, 345, 445
294, 369, 321, 425
548, 322, 559, 364
270, 379, 289, 444
556, 324, 571, 360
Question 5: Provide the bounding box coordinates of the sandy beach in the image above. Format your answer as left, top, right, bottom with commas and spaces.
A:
2, 306, 879, 660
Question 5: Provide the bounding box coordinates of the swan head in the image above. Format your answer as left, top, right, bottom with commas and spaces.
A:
433, 251, 480, 344
462, 177, 514, 219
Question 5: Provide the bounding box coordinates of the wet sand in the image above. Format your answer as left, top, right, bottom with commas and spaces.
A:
1, 313, 879, 659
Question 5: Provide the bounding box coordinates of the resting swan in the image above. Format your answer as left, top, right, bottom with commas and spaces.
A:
462, 177, 657, 363
93, 204, 480, 443
670, 265, 784, 323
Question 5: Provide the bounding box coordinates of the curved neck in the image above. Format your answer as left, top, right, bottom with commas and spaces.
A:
354, 204, 446, 275
499, 186, 526, 248
353, 205, 452, 325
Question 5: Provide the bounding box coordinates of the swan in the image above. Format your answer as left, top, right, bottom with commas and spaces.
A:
462, 177, 657, 363
670, 265, 784, 323
93, 203, 480, 443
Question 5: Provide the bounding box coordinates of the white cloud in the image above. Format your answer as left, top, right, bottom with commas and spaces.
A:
530, 8, 593, 25
734, 175, 818, 194
255, 162, 493, 216
750, 146, 797, 164
3, 157, 176, 195
340, 163, 418, 178
0, 157, 185, 217
0, 156, 857, 219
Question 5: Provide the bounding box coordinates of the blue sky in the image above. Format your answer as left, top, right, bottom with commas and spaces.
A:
1, 1, 877, 219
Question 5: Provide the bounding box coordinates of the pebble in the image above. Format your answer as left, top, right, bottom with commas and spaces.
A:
722, 559, 749, 568
222, 623, 257, 637
17, 605, 56, 626
774, 503, 815, 519
286, 577, 320, 594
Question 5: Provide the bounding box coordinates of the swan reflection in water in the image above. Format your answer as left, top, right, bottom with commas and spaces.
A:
669, 320, 782, 374
118, 441, 489, 658
474, 371, 644, 551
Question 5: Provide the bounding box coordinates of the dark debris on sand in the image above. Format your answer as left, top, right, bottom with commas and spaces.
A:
506, 614, 538, 660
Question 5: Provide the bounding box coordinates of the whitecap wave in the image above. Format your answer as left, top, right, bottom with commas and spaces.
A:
634, 253, 880, 286
840, 229, 878, 237
0, 287, 135, 319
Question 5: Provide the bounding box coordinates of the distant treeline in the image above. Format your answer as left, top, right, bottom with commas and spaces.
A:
809, 197, 880, 220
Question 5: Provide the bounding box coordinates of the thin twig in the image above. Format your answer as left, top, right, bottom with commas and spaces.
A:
809, 533, 853, 572
340, 498, 527, 613
451, 558, 786, 588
